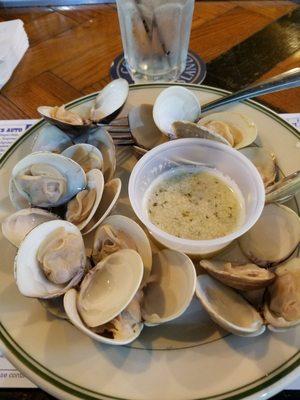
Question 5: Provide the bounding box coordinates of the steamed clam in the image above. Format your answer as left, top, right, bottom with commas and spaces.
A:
172, 121, 230, 145
199, 259, 275, 291
239, 147, 277, 187
64, 249, 144, 345
15, 220, 86, 298
92, 214, 152, 286
264, 258, 300, 331
32, 126, 72, 154
198, 112, 257, 149
196, 275, 265, 337
153, 86, 201, 138
66, 169, 104, 231
2, 208, 58, 247
239, 204, 300, 267
11, 152, 86, 208
62, 144, 103, 173
38, 79, 129, 138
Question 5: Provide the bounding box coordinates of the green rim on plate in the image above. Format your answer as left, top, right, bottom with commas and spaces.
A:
0, 83, 299, 400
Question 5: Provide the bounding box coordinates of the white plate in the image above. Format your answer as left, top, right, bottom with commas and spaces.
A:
0, 83, 299, 400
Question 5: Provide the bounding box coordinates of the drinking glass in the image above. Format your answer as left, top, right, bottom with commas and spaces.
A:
116, 0, 195, 82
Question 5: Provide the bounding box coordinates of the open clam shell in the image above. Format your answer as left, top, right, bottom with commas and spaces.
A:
82, 178, 121, 235
90, 79, 129, 124
199, 112, 257, 149
142, 249, 196, 325
62, 143, 103, 173
2, 208, 59, 247
37, 105, 92, 139
240, 147, 276, 187
264, 258, 300, 331
64, 289, 143, 346
9, 178, 30, 210
15, 220, 86, 299
92, 215, 152, 287
196, 275, 265, 337
172, 121, 230, 145
11, 152, 87, 208
32, 126, 73, 154
153, 86, 201, 138
64, 249, 144, 345
87, 127, 116, 182
66, 169, 104, 231
199, 260, 275, 291
265, 170, 300, 204
239, 204, 300, 267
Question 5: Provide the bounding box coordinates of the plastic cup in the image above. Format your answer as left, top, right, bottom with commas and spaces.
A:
129, 138, 265, 256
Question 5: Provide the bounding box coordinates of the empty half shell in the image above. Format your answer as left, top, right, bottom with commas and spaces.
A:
239, 204, 300, 267
11, 152, 86, 208
2, 208, 58, 247
66, 169, 104, 231
239, 147, 276, 187
92, 215, 152, 286
196, 275, 265, 337
82, 178, 121, 235
15, 220, 86, 299
142, 249, 196, 325
264, 258, 300, 331
199, 259, 275, 291
199, 112, 257, 149
62, 143, 103, 173
153, 86, 201, 138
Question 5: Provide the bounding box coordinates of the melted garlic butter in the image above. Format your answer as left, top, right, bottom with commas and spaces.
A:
147, 167, 244, 240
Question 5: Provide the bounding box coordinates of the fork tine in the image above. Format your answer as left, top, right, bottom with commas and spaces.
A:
108, 116, 129, 127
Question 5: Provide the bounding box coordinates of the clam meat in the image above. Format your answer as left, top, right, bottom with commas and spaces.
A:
62, 144, 103, 174
15, 220, 86, 298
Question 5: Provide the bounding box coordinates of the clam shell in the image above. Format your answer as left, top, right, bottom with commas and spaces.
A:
153, 86, 201, 137
2, 208, 58, 247
15, 220, 86, 299
87, 127, 116, 181
239, 147, 276, 187
128, 104, 168, 150
172, 121, 230, 145
90, 79, 129, 123
11, 152, 86, 208
62, 143, 103, 173
76, 249, 143, 327
142, 249, 196, 325
239, 204, 300, 267
199, 259, 275, 291
9, 178, 30, 210
199, 112, 257, 149
82, 178, 121, 235
39, 296, 68, 320
37, 106, 91, 139
66, 169, 104, 231
64, 288, 143, 345
265, 170, 300, 204
32, 126, 72, 154
96, 215, 152, 287
195, 275, 265, 337
264, 258, 300, 331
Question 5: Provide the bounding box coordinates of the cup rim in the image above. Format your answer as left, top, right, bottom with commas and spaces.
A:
129, 138, 265, 249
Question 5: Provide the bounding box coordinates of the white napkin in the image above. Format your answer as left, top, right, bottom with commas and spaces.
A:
0, 19, 29, 89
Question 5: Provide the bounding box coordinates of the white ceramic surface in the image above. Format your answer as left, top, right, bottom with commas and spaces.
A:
0, 83, 299, 400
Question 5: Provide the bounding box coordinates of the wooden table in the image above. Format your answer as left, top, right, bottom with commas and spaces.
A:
0, 1, 299, 399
